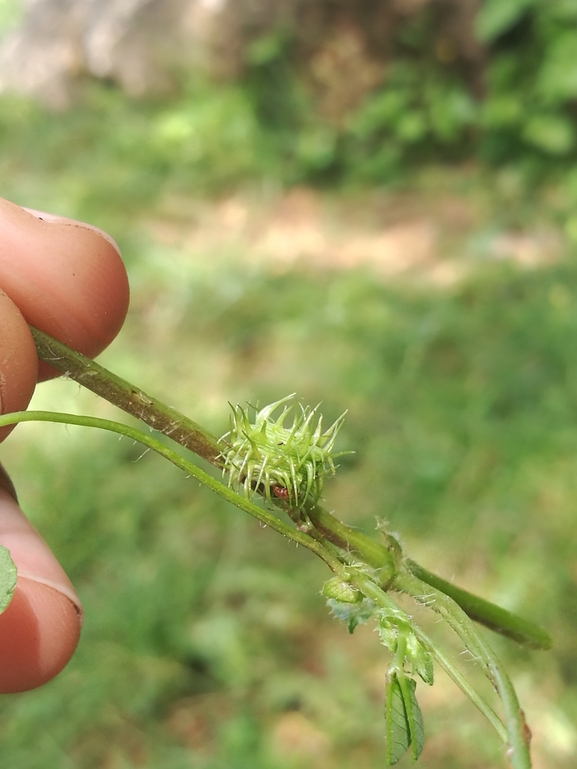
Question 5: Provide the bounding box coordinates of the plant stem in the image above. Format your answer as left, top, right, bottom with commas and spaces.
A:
395, 570, 532, 769
17, 329, 542, 766
29, 325, 548, 653
306, 504, 400, 576
413, 628, 508, 743
30, 327, 221, 464
406, 559, 551, 650
31, 325, 399, 579
0, 410, 344, 574
350, 571, 508, 744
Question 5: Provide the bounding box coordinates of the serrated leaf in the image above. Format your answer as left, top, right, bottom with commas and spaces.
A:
0, 545, 16, 614
385, 673, 425, 765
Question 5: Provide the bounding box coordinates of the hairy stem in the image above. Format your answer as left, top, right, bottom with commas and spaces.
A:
406, 559, 551, 651
395, 570, 532, 769
350, 571, 508, 744
25, 327, 543, 766
30, 326, 221, 464
305, 503, 400, 576
31, 326, 398, 580
30, 325, 548, 652
0, 410, 344, 573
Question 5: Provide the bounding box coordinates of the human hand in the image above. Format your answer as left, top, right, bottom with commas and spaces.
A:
0, 198, 129, 692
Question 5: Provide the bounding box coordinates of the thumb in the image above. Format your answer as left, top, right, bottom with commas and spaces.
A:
0, 465, 82, 692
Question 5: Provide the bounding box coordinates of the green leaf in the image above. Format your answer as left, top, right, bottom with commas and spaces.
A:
246, 29, 289, 66
523, 114, 575, 155
475, 0, 535, 43
537, 32, 577, 102
0, 545, 16, 614
385, 673, 411, 765
398, 675, 425, 762
384, 673, 425, 765
547, 0, 577, 21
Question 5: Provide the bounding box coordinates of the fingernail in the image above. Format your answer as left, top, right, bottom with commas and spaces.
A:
22, 207, 120, 253
19, 574, 84, 623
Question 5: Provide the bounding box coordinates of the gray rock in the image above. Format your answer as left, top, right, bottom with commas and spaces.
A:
0, 0, 484, 111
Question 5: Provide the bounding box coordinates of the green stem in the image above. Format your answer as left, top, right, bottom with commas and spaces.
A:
30, 325, 548, 653
413, 628, 508, 743
395, 569, 532, 769
32, 326, 403, 579
306, 504, 400, 577
308, 495, 549, 650
18, 329, 541, 766
0, 410, 343, 573
30, 326, 221, 465
407, 559, 551, 651
349, 571, 508, 744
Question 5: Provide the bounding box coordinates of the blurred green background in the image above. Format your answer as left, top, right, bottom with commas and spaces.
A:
1, 1, 577, 767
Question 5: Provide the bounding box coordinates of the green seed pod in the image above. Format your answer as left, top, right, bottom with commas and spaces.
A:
219, 394, 348, 508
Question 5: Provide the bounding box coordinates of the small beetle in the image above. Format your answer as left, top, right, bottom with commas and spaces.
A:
271, 484, 289, 500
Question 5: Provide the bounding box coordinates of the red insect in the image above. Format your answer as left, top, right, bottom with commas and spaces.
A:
271, 484, 289, 500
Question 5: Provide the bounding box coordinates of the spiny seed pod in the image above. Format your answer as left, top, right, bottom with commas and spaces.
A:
219, 393, 348, 508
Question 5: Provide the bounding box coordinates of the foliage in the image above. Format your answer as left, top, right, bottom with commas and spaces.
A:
0, 83, 275, 235
334, 0, 577, 181
475, 0, 577, 161
0, 2, 576, 765
2, 1, 577, 205
2, 236, 576, 767
343, 61, 477, 182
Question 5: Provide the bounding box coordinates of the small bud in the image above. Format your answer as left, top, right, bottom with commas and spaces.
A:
322, 576, 363, 604
407, 633, 434, 685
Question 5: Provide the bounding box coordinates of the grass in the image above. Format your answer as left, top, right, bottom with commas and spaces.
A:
1, 83, 577, 768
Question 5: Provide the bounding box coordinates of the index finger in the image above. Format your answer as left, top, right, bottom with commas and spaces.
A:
0, 199, 130, 380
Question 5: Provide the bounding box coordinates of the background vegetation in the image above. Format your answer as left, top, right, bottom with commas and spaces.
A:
1, 1, 577, 767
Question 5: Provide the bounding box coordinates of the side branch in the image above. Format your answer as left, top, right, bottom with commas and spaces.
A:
31, 325, 550, 653
30, 326, 221, 465
406, 560, 551, 650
